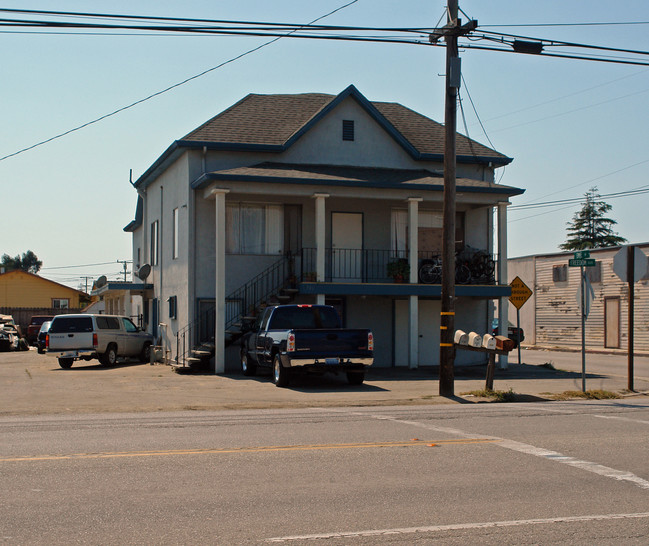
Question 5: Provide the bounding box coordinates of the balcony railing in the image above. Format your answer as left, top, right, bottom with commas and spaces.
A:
299, 247, 497, 285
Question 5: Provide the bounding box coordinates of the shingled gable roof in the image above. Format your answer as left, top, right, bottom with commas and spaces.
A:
180, 84, 510, 164
133, 85, 511, 190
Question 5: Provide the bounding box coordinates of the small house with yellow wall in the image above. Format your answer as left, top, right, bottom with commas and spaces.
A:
0, 270, 87, 309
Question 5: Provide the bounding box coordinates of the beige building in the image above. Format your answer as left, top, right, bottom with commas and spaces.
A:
508, 244, 649, 352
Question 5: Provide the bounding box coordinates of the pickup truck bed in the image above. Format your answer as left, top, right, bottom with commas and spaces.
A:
240, 304, 373, 387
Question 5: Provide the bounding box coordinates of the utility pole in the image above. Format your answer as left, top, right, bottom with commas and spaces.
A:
116, 260, 131, 282
432, 2, 477, 397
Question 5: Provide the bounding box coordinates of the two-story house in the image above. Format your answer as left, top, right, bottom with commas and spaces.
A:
123, 85, 523, 372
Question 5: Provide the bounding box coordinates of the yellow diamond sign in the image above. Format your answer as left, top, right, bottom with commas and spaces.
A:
509, 276, 532, 310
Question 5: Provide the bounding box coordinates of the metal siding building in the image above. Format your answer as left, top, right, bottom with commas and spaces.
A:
509, 244, 649, 352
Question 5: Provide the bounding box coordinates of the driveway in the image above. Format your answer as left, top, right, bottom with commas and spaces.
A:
1, 348, 648, 416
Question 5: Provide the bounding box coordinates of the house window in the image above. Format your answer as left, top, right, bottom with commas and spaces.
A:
342, 120, 354, 141
151, 220, 159, 266
168, 296, 177, 319
553, 264, 567, 282
172, 208, 179, 259
391, 209, 465, 255
226, 203, 283, 255
52, 298, 69, 309
585, 261, 602, 283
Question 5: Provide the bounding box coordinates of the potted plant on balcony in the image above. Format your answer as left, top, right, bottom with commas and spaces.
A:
386, 259, 410, 283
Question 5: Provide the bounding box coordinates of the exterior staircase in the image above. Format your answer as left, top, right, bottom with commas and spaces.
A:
173, 254, 298, 372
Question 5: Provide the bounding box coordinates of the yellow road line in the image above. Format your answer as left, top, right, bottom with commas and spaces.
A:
0, 438, 497, 462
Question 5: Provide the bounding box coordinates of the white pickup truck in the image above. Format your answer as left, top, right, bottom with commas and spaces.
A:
46, 314, 153, 369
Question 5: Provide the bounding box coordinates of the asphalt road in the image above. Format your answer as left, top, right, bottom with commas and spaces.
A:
2, 401, 649, 544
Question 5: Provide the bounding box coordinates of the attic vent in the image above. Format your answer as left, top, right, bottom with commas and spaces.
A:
342, 120, 355, 141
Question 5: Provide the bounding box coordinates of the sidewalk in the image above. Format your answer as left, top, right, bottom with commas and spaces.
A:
1, 349, 648, 417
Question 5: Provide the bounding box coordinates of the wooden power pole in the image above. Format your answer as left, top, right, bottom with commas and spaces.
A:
435, 1, 477, 397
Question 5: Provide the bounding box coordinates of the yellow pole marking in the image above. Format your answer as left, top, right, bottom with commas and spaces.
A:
440, 325, 448, 330
439, 342, 454, 347
0, 438, 498, 463
440, 311, 455, 316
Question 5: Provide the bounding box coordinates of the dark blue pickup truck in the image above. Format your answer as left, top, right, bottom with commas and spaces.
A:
239, 304, 374, 387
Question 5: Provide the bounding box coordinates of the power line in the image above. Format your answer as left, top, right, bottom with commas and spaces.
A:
511, 158, 649, 206
510, 187, 649, 211
0, 0, 363, 163
40, 260, 127, 270
3, 7, 649, 163
481, 21, 649, 28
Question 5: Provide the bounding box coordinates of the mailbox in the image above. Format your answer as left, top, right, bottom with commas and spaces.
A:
467, 332, 482, 348
454, 330, 468, 345
482, 334, 497, 350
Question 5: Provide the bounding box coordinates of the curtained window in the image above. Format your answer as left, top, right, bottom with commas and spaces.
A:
226, 203, 283, 255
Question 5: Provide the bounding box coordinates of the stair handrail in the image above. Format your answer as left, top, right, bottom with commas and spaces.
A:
225, 253, 295, 331
174, 253, 295, 366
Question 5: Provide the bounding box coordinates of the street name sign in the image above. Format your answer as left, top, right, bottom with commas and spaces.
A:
569, 258, 595, 267
573, 250, 590, 259
509, 276, 533, 310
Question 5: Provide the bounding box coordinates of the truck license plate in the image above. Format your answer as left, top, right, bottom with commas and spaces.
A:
325, 358, 339, 365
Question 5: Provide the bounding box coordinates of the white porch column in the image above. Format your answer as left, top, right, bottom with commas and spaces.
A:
313, 193, 329, 305
211, 188, 230, 374
408, 197, 422, 369
497, 201, 509, 369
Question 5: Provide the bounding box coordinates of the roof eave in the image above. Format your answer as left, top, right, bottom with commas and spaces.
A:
192, 171, 524, 197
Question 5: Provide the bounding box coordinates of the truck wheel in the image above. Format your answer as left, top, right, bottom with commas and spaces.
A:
346, 371, 365, 385
58, 358, 73, 369
241, 350, 256, 376
139, 342, 152, 363
101, 345, 118, 366
272, 354, 290, 387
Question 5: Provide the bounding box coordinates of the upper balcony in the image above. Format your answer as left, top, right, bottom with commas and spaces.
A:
296, 247, 511, 299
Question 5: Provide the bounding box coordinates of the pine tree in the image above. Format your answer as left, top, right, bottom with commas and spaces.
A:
560, 187, 627, 251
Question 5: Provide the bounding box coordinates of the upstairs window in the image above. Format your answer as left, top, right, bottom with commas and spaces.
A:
342, 120, 355, 141
151, 220, 159, 266
226, 203, 283, 255
172, 208, 179, 259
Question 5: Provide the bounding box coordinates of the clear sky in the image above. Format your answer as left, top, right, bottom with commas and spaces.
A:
1, 0, 647, 290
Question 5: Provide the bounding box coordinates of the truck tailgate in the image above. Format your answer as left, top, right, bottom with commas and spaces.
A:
292, 329, 370, 354
48, 332, 94, 350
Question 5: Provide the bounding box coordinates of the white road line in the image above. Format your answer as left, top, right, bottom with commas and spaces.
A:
323, 408, 649, 490
266, 512, 649, 542
593, 414, 649, 425
496, 439, 649, 490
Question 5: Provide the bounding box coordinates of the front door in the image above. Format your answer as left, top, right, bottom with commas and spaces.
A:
331, 212, 363, 282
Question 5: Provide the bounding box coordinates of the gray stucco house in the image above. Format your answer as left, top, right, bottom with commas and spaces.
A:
122, 85, 523, 372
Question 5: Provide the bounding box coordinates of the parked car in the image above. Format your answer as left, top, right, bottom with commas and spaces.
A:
240, 304, 373, 387
0, 314, 27, 352
46, 314, 153, 369
36, 321, 52, 354
27, 315, 54, 345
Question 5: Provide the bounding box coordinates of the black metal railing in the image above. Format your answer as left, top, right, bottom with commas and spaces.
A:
224, 254, 294, 331
174, 254, 295, 366
300, 247, 496, 285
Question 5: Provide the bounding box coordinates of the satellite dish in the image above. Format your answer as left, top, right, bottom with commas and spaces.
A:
96, 275, 107, 288
137, 264, 151, 281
